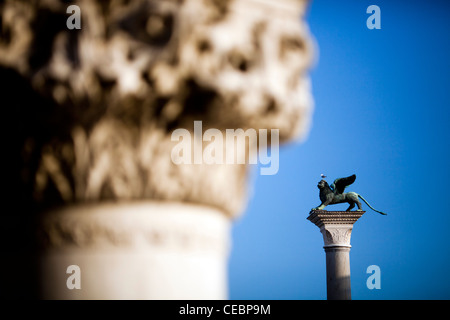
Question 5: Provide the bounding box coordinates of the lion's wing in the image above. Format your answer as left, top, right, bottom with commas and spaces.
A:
332, 174, 356, 194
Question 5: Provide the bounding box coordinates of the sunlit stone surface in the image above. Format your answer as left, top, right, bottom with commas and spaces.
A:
1, 0, 314, 299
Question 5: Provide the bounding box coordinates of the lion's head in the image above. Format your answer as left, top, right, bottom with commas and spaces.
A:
317, 179, 329, 189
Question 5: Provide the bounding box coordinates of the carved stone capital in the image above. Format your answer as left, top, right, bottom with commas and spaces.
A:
1, 0, 316, 299
307, 210, 365, 248
1, 0, 314, 217
320, 225, 353, 248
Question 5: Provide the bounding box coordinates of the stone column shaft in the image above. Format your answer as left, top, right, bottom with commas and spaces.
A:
325, 246, 351, 300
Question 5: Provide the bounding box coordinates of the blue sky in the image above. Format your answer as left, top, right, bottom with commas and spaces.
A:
228, 0, 450, 300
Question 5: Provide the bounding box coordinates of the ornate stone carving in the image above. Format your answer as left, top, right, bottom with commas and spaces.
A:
1, 0, 314, 217
322, 226, 352, 247
1, 0, 316, 300
307, 210, 365, 247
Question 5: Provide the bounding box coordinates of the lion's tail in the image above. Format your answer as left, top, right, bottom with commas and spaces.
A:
358, 194, 387, 215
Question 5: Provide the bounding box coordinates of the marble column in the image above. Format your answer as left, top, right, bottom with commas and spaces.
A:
38, 202, 230, 299
1, 0, 315, 299
307, 210, 365, 300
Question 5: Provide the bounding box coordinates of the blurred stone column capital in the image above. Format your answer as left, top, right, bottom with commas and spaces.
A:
1, 0, 314, 299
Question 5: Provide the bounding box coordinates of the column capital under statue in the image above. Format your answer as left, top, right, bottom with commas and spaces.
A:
308, 210, 365, 248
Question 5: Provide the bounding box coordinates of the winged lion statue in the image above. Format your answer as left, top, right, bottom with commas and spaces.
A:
311, 174, 387, 215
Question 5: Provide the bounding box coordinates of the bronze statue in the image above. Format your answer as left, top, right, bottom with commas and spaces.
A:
312, 174, 387, 215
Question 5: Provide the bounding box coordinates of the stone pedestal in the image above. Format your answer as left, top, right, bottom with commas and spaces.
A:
307, 210, 364, 300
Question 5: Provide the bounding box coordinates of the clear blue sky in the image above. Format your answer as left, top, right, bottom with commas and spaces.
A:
228, 0, 450, 300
